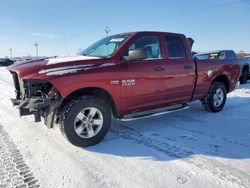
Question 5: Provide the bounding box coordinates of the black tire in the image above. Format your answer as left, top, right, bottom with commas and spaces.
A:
202, 82, 227, 113
240, 68, 249, 84
60, 96, 111, 147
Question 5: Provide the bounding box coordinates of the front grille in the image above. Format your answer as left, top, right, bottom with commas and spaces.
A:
11, 72, 21, 99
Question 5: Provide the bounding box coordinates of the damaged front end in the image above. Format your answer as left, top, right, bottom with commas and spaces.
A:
10, 71, 63, 128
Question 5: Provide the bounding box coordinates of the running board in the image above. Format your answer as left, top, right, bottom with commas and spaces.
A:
118, 104, 189, 122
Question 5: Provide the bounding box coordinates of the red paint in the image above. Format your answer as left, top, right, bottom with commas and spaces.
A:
8, 31, 240, 117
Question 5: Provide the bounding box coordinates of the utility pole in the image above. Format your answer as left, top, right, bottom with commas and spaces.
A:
9, 48, 13, 59
34, 42, 39, 57
63, 32, 67, 56
104, 26, 111, 36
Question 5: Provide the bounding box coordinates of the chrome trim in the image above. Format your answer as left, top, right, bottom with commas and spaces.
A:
118, 105, 189, 122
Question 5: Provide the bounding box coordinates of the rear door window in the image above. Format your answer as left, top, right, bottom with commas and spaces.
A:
165, 36, 186, 59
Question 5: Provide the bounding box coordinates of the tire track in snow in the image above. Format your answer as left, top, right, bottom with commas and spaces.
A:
1, 68, 250, 187
0, 93, 119, 188
0, 74, 120, 187
173, 126, 250, 149
0, 124, 40, 188
111, 122, 250, 188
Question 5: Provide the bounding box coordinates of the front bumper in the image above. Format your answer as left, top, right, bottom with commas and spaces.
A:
11, 97, 51, 110
9, 71, 63, 128
11, 97, 52, 121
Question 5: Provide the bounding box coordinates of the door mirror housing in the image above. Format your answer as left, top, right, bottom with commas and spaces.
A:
121, 49, 148, 61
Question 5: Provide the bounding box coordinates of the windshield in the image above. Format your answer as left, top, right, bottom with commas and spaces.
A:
81, 34, 131, 57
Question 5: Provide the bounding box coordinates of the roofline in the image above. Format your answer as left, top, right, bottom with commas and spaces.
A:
113, 31, 186, 36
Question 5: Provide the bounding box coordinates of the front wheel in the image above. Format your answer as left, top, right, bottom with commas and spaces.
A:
60, 96, 111, 147
202, 82, 227, 112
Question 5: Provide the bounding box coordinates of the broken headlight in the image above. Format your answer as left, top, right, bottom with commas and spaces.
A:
23, 79, 54, 98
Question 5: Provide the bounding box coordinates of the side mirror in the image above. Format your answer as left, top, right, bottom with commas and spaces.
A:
122, 49, 148, 61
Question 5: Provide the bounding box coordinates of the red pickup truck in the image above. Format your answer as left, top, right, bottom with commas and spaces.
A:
8, 31, 240, 147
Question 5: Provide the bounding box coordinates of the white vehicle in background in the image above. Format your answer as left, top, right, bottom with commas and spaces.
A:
239, 56, 250, 84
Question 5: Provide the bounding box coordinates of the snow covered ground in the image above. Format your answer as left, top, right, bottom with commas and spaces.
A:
0, 67, 250, 188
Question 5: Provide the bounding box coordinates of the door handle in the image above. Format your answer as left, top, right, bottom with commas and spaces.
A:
154, 66, 166, 72
184, 64, 193, 69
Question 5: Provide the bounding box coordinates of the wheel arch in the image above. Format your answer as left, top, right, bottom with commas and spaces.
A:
212, 75, 230, 93
59, 87, 118, 117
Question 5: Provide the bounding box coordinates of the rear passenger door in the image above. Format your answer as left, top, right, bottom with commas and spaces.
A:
164, 35, 196, 105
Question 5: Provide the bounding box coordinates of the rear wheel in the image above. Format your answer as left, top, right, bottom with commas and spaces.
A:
60, 96, 111, 147
240, 68, 249, 84
202, 82, 227, 112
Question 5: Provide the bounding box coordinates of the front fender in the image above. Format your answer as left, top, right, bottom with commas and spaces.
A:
45, 73, 122, 116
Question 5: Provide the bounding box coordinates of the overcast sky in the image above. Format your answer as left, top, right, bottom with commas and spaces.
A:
0, 0, 250, 57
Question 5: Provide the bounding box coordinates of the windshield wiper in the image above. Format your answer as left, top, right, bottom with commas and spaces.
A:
81, 53, 89, 56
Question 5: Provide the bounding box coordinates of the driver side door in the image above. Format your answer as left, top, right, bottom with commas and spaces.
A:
119, 35, 168, 115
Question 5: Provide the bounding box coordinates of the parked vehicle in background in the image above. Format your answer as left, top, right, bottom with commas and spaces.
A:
13, 56, 50, 65
239, 56, 250, 84
194, 50, 237, 60
0, 58, 14, 66
8, 31, 240, 147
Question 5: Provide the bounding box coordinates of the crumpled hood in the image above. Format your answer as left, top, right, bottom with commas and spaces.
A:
7, 56, 109, 79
